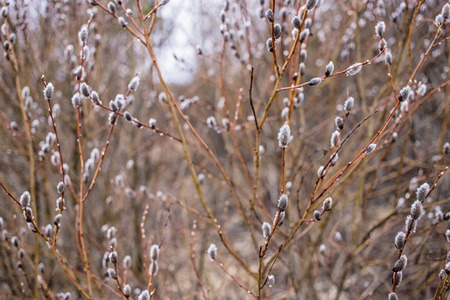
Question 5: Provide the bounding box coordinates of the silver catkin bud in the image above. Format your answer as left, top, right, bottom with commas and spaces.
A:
317, 166, 324, 178
388, 293, 398, 300
11, 236, 19, 248
346, 63, 362, 76
274, 211, 285, 226
71, 93, 81, 108
20, 191, 31, 207
268, 274, 275, 287
90, 91, 101, 105
277, 124, 292, 147
80, 83, 90, 97
265, 9, 274, 22
393, 271, 403, 287
385, 49, 392, 65
394, 231, 405, 249
442, 4, 450, 20
410, 200, 423, 220
123, 255, 131, 268
150, 244, 159, 261
364, 144, 376, 154
266, 37, 273, 52
306, 0, 318, 10
273, 23, 281, 39
124, 111, 132, 121
398, 86, 410, 102
27, 222, 37, 233
344, 97, 354, 112
108, 2, 116, 14
335, 117, 343, 130
277, 194, 288, 211
416, 183, 429, 201
123, 284, 131, 298
78, 26, 88, 43
313, 210, 321, 221
57, 182, 64, 194
118, 17, 128, 28
128, 76, 140, 91
109, 251, 117, 264
23, 207, 33, 222
207, 243, 217, 261
262, 222, 271, 239
300, 49, 307, 62
375, 21, 385, 37
330, 130, 339, 147
308, 77, 322, 86
149, 261, 158, 275
44, 83, 55, 100
54, 214, 62, 225
325, 61, 334, 77
443, 142, 449, 155
322, 197, 332, 211
299, 28, 309, 43
292, 16, 301, 30
435, 14, 444, 27
138, 290, 150, 300
1, 6, 8, 18
404, 215, 417, 232
393, 254, 407, 272
304, 18, 311, 29
107, 268, 117, 279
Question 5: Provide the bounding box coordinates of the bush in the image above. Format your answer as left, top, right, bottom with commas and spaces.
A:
0, 0, 449, 299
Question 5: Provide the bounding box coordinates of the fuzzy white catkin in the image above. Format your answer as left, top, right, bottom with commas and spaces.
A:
108, 2, 116, 14
277, 194, 288, 211
262, 222, 271, 239
138, 290, 150, 300
375, 21, 385, 37
292, 16, 301, 29
308, 77, 322, 86
44, 83, 54, 100
325, 61, 334, 76
128, 76, 140, 91
346, 63, 362, 76
268, 275, 275, 286
207, 244, 217, 261
277, 124, 291, 147
306, 0, 318, 10
118, 17, 127, 28
364, 144, 376, 154
150, 244, 159, 261
78, 26, 88, 43
344, 97, 354, 112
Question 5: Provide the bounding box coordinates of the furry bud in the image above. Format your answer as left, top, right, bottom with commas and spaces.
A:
393, 255, 407, 272
44, 83, 55, 100
375, 21, 385, 37
262, 222, 271, 239
277, 124, 292, 147
394, 231, 405, 249
207, 244, 217, 261
325, 61, 334, 77
277, 194, 288, 211
410, 200, 423, 220
308, 77, 322, 86
313, 210, 321, 221
150, 244, 159, 261
265, 9, 274, 22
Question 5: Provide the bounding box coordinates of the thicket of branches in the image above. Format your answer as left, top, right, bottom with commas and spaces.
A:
0, 0, 449, 299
